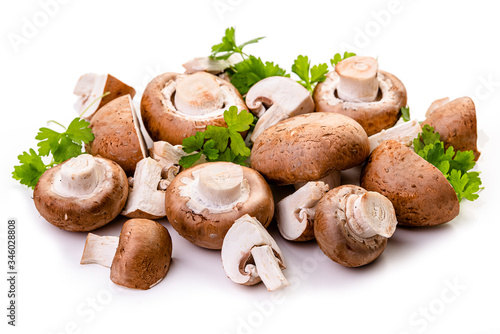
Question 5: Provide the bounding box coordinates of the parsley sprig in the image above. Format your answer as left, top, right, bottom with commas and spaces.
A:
330, 51, 356, 66
413, 124, 483, 202
291, 55, 329, 93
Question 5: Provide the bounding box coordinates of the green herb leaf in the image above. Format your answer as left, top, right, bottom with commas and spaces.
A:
179, 152, 203, 169
65, 117, 94, 144
224, 106, 254, 132
210, 27, 265, 60
12, 149, 48, 189
401, 106, 411, 122
229, 129, 251, 156
330, 51, 357, 66
292, 55, 328, 93
182, 132, 205, 153
201, 140, 219, 160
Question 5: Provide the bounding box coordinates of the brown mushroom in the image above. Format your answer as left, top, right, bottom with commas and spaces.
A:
141, 72, 247, 145
314, 185, 398, 267
33, 154, 128, 232
422, 97, 480, 160
165, 162, 274, 249
360, 140, 460, 226
86, 94, 148, 175
250, 112, 370, 185
314, 56, 407, 136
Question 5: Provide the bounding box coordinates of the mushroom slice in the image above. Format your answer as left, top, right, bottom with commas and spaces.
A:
368, 119, 422, 153
245, 77, 315, 142
165, 162, 274, 249
73, 73, 136, 120
361, 140, 460, 226
251, 112, 369, 185
141, 72, 246, 145
222, 214, 288, 291
86, 95, 148, 175
33, 154, 128, 232
182, 54, 243, 74
277, 181, 329, 241
314, 56, 407, 136
81, 219, 173, 290
122, 158, 166, 219
422, 97, 480, 160
314, 185, 398, 267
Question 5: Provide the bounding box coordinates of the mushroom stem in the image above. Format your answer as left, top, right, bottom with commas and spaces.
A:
53, 154, 101, 197
251, 245, 290, 292
197, 163, 244, 206
174, 72, 224, 115
80, 233, 119, 268
368, 119, 422, 153
293, 170, 341, 190
345, 192, 397, 239
336, 56, 379, 102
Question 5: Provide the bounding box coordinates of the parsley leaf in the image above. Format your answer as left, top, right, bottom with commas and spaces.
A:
179, 152, 202, 169
400, 106, 411, 122
210, 27, 264, 60
292, 55, 328, 93
330, 51, 357, 66
12, 149, 48, 188
182, 132, 205, 153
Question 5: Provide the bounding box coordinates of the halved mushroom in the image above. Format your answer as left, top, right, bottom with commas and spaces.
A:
422, 97, 480, 160
425, 97, 450, 117
277, 181, 329, 241
121, 158, 166, 219
86, 95, 148, 175
33, 154, 128, 232
73, 73, 136, 120
80, 218, 172, 290
314, 185, 398, 267
183, 54, 243, 74
141, 72, 247, 145
361, 140, 460, 226
221, 214, 288, 291
165, 162, 274, 249
368, 119, 422, 153
314, 56, 407, 136
251, 112, 369, 185
245, 76, 315, 142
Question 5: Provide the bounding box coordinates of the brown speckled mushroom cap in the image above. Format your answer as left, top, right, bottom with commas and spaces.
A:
110, 218, 172, 290
250, 112, 370, 185
423, 97, 480, 160
165, 162, 274, 250
360, 140, 460, 226
141, 72, 247, 145
86, 95, 147, 175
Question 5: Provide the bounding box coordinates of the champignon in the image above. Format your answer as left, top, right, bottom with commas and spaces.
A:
86, 94, 148, 175
361, 140, 460, 226
221, 214, 288, 291
314, 56, 407, 136
80, 218, 172, 290
33, 154, 128, 232
422, 97, 480, 160
141, 72, 247, 145
183, 54, 243, 74
245, 76, 315, 142
165, 162, 274, 249
314, 185, 398, 267
368, 119, 422, 153
250, 112, 370, 185
277, 181, 329, 241
73, 73, 136, 120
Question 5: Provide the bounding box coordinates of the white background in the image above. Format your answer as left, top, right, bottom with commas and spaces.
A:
1, 0, 500, 333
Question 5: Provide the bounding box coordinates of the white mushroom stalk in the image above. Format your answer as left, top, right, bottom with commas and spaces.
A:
80, 233, 119, 268
335, 56, 379, 102
52, 154, 103, 197
179, 163, 250, 214
368, 119, 422, 153
293, 170, 341, 190
277, 182, 329, 241
345, 191, 398, 239
222, 214, 288, 291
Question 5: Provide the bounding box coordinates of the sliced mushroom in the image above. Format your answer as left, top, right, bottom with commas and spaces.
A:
251, 112, 369, 185
314, 185, 397, 267
141, 72, 247, 145
121, 158, 166, 219
368, 119, 422, 153
33, 154, 128, 232
81, 218, 172, 290
221, 214, 288, 291
314, 56, 407, 136
422, 97, 480, 160
73, 73, 136, 120
183, 54, 243, 74
277, 181, 329, 241
361, 140, 460, 226
245, 76, 315, 142
165, 162, 274, 249
86, 95, 148, 175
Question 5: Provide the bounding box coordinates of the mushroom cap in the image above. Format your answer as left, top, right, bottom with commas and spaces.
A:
314, 185, 388, 267
360, 140, 460, 226
165, 162, 274, 250
33, 156, 129, 232
313, 70, 407, 136
422, 97, 480, 160
110, 218, 172, 290
140, 72, 247, 145
250, 112, 370, 185
86, 95, 147, 175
